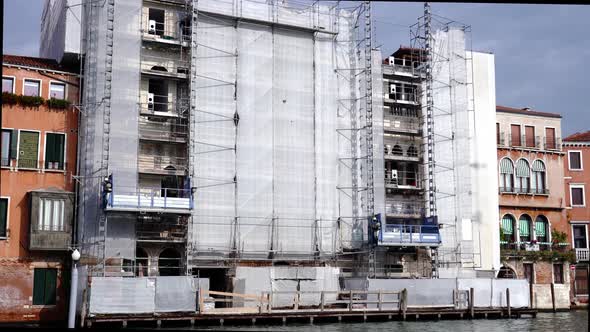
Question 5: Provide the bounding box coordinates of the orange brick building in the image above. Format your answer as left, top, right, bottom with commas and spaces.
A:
0, 55, 79, 324
563, 130, 590, 303
495, 106, 572, 309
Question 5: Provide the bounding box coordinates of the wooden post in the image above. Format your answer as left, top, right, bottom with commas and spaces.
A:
294, 291, 300, 310
259, 292, 264, 314
506, 288, 511, 318
80, 288, 88, 328
529, 282, 534, 309
469, 287, 474, 319
378, 290, 383, 311
320, 291, 325, 312
349, 290, 353, 311
550, 283, 556, 312
400, 288, 407, 320
199, 288, 205, 313
266, 293, 271, 313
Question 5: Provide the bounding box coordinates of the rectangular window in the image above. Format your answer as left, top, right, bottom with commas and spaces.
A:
2, 77, 14, 93
44, 133, 65, 170
0, 198, 7, 238
523, 263, 534, 284
496, 123, 500, 145
569, 151, 582, 170
553, 264, 564, 284
525, 125, 535, 147
33, 268, 57, 305
573, 225, 588, 249
23, 79, 41, 97
49, 82, 65, 100
1, 129, 17, 167
571, 186, 585, 206
17, 131, 39, 169
545, 128, 556, 149
511, 124, 521, 146
38, 198, 65, 231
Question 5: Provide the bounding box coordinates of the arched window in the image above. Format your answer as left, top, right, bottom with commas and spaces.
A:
519, 214, 533, 243
497, 266, 516, 279
499, 158, 514, 192
535, 215, 549, 246
392, 145, 403, 156
515, 159, 531, 194
531, 160, 546, 194
501, 214, 516, 247
158, 248, 181, 276
407, 145, 418, 157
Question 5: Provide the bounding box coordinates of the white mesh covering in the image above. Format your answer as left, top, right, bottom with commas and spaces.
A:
190, 3, 361, 259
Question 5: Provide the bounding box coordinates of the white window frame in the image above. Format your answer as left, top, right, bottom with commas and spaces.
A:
22, 78, 42, 97
43, 131, 67, 172
571, 223, 589, 249
1, 127, 15, 168
48, 80, 67, 100
568, 150, 583, 171
0, 196, 9, 239
16, 129, 41, 170
570, 184, 586, 207
2, 75, 16, 93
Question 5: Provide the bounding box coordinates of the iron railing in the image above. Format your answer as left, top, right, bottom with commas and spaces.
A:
385, 201, 425, 218
138, 154, 188, 174
576, 248, 589, 262
385, 170, 421, 189
138, 117, 188, 142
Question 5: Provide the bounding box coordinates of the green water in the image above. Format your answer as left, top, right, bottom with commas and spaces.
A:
177, 311, 588, 332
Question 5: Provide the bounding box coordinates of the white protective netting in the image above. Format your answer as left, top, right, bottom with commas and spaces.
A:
191, 1, 361, 258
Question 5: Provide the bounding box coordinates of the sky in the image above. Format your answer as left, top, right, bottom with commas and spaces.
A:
3, 1, 589, 136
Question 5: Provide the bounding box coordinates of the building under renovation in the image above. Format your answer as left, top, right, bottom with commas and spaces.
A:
40, 0, 501, 313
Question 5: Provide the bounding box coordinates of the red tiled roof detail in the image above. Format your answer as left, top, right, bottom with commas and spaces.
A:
496, 105, 561, 119
2, 55, 76, 73
564, 131, 590, 142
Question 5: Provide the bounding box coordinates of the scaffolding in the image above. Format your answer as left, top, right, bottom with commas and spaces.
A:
409, 2, 480, 276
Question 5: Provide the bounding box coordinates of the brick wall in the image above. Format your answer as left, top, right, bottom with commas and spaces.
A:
0, 258, 67, 324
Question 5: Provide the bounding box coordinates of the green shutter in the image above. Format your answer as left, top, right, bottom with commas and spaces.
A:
9, 129, 18, 159
519, 218, 530, 237
501, 216, 514, 235
535, 221, 546, 237
44, 269, 57, 305
45, 134, 65, 169
33, 269, 46, 305
56, 134, 65, 168
0, 199, 7, 237
18, 131, 39, 168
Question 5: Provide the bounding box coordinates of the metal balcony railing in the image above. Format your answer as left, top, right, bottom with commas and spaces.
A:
138, 118, 188, 142
383, 117, 421, 134
386, 92, 419, 104
576, 248, 589, 262
544, 137, 561, 151
139, 98, 189, 118
106, 186, 193, 212
385, 201, 425, 218
500, 187, 549, 195
141, 19, 191, 44
499, 132, 562, 151
138, 154, 188, 174
379, 224, 441, 246
385, 170, 421, 190
140, 54, 189, 78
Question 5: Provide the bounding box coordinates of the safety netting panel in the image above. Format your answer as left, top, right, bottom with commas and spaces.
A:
192, 15, 238, 255
190, 5, 361, 258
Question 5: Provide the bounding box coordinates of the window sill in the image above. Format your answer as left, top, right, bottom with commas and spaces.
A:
43, 169, 66, 173
30, 304, 57, 309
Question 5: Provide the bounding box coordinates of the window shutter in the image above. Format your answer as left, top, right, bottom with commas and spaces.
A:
501, 216, 514, 235
10, 129, 18, 159
545, 128, 555, 149
519, 217, 530, 237
525, 126, 535, 147
56, 134, 65, 168
44, 269, 57, 305
45, 133, 56, 166
535, 221, 546, 237
0, 199, 7, 237
33, 269, 46, 305
511, 125, 521, 146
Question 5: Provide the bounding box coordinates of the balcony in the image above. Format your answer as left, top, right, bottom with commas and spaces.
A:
499, 187, 549, 196
497, 132, 561, 152
136, 216, 188, 243
138, 154, 188, 175
383, 116, 421, 135
383, 143, 421, 162
140, 54, 189, 79
105, 186, 193, 214
379, 224, 441, 247
383, 57, 425, 78
385, 201, 425, 218
141, 15, 190, 47
138, 117, 188, 143
576, 248, 589, 262
384, 91, 419, 105
385, 170, 421, 191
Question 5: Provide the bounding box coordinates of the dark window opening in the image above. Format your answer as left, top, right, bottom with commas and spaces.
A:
148, 8, 165, 36
553, 264, 564, 284
148, 79, 169, 114
523, 263, 534, 284
572, 187, 585, 206
573, 225, 588, 249
158, 248, 181, 276
136, 247, 148, 277
0, 198, 7, 238
569, 151, 582, 170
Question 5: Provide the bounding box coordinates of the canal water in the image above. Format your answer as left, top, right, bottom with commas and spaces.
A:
171, 311, 588, 331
